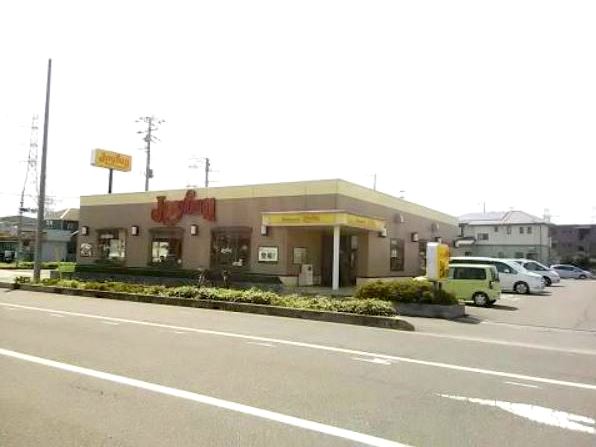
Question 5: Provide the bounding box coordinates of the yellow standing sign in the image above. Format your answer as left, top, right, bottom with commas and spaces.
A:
91, 149, 132, 194
91, 149, 132, 172
426, 242, 450, 281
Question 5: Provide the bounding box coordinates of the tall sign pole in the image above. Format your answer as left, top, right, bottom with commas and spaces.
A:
33, 59, 52, 283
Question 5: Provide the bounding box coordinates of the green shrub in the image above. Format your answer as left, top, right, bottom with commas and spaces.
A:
355, 279, 432, 302
15, 276, 31, 284
31, 279, 397, 316
431, 288, 458, 305
355, 279, 456, 305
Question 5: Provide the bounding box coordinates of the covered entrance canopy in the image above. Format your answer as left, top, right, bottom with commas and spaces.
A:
262, 210, 386, 290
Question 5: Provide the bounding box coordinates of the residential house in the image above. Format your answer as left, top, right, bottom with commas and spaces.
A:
457, 211, 552, 264
0, 209, 79, 262
550, 224, 596, 264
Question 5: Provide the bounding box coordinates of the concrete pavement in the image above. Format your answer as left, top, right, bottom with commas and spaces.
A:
1, 281, 595, 446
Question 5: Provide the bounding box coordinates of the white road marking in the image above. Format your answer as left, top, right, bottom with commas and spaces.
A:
0, 348, 410, 447
352, 357, 392, 366
438, 394, 595, 434
504, 381, 540, 389
50, 314, 64, 318
101, 321, 120, 326
480, 320, 596, 335
172, 331, 187, 334
1, 302, 596, 391
247, 342, 275, 347
500, 295, 519, 301
396, 331, 596, 356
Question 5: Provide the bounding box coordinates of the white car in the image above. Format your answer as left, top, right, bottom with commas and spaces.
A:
550, 264, 594, 279
450, 257, 545, 294
510, 259, 560, 286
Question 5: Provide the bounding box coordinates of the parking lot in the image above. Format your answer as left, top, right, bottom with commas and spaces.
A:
464, 279, 596, 332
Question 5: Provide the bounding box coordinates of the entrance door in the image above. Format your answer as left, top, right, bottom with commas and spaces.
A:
321, 233, 358, 287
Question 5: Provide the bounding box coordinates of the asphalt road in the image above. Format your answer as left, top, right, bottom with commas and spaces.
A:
1, 280, 595, 446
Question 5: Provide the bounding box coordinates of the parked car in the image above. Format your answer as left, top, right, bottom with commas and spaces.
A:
510, 259, 560, 286
450, 257, 545, 294
550, 264, 594, 279
443, 264, 501, 307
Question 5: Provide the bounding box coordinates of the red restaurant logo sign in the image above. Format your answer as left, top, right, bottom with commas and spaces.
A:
151, 190, 216, 226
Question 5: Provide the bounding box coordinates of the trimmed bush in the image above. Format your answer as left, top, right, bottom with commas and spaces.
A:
355, 279, 457, 305
26, 279, 396, 317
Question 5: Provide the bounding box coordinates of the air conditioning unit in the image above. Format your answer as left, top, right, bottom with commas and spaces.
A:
299, 264, 314, 286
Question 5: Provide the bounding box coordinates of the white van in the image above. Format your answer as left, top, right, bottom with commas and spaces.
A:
450, 257, 545, 294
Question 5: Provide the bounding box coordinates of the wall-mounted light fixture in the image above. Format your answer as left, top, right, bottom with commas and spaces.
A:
190, 224, 199, 236
411, 232, 419, 242
131, 225, 139, 236
261, 225, 268, 236
379, 228, 388, 238
81, 226, 89, 236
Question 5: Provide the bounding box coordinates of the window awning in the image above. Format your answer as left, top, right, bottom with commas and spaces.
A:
262, 210, 386, 232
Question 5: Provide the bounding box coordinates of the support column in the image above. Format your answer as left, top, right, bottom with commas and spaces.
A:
332, 225, 340, 290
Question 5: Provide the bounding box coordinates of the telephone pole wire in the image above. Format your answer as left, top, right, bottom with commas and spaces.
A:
33, 59, 52, 283
136, 116, 164, 192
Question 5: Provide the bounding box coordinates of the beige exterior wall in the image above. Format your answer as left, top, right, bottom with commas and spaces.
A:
77, 180, 458, 281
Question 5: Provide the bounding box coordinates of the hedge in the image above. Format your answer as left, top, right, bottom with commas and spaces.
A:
74, 264, 282, 283
38, 279, 396, 317
355, 279, 458, 305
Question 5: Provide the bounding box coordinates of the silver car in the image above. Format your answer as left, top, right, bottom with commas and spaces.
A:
510, 259, 560, 286
550, 264, 594, 279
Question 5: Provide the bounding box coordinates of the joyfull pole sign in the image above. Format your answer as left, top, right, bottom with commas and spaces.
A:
426, 242, 450, 281
91, 149, 132, 194
91, 149, 132, 172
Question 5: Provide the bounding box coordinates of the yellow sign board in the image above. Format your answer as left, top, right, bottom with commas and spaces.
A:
91, 149, 132, 172
426, 242, 450, 281
262, 212, 385, 232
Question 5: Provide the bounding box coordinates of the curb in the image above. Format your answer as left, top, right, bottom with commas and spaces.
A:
0, 282, 415, 331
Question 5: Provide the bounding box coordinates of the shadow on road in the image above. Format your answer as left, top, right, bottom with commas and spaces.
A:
465, 303, 518, 311
491, 304, 518, 311
452, 315, 483, 324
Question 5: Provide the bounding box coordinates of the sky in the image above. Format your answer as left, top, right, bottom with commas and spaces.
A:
1, 0, 595, 224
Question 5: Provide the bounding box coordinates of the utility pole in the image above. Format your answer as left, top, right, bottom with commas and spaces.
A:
187, 156, 213, 188
33, 59, 52, 283
136, 116, 164, 192
204, 157, 210, 188
16, 115, 40, 267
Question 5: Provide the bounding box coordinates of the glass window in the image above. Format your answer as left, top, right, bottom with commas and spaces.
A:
494, 226, 499, 232
149, 228, 183, 267
453, 267, 486, 280
495, 262, 514, 274
211, 228, 251, 269
390, 238, 404, 271
515, 252, 524, 258
418, 240, 428, 273
519, 227, 524, 234
506, 226, 512, 235
527, 226, 532, 234
97, 229, 126, 262
478, 233, 489, 241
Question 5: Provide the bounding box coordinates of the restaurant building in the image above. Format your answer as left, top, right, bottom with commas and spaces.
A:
77, 179, 458, 289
